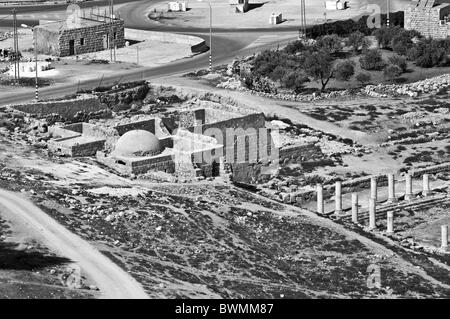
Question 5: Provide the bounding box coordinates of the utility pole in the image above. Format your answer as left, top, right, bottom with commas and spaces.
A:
209, 0, 212, 72
299, 0, 307, 39
108, 0, 116, 62
34, 26, 38, 101
111, 0, 116, 62
12, 8, 19, 84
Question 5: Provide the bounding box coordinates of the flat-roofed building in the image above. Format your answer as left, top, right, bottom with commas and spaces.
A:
35, 16, 125, 57
405, 0, 450, 39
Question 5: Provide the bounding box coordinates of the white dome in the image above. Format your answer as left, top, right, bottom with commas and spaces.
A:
113, 130, 161, 157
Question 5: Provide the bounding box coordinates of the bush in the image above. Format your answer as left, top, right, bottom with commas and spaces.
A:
281, 71, 309, 93
391, 29, 421, 56
346, 31, 370, 53
373, 26, 401, 49
388, 55, 408, 73
356, 72, 372, 85
314, 34, 343, 54
383, 65, 403, 81
284, 41, 305, 55
408, 38, 450, 68
252, 77, 277, 94
335, 60, 355, 81
359, 49, 385, 71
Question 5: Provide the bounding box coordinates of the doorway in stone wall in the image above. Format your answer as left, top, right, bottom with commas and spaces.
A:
69, 39, 75, 55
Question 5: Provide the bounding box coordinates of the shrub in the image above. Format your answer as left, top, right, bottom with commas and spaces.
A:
284, 41, 305, 55
356, 72, 372, 85
373, 26, 400, 49
314, 34, 343, 54
252, 77, 277, 94
347, 31, 370, 53
335, 60, 355, 81
383, 65, 403, 81
391, 29, 421, 56
281, 71, 309, 93
359, 49, 385, 70
409, 38, 450, 68
388, 55, 408, 73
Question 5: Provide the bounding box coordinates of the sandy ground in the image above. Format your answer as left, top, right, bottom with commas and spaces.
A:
0, 189, 149, 298
145, 0, 411, 29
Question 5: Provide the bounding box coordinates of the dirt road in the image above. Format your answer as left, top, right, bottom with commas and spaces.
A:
0, 189, 149, 299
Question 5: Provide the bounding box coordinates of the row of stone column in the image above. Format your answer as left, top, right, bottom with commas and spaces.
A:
317, 173, 432, 214
316, 173, 432, 230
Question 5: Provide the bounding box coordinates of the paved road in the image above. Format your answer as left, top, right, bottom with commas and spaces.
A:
0, 0, 301, 105
0, 189, 149, 299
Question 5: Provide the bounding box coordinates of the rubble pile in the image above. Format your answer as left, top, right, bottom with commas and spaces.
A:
365, 73, 450, 98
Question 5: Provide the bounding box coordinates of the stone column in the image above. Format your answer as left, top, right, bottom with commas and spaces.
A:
335, 181, 342, 214
370, 176, 377, 202
387, 211, 394, 234
317, 184, 324, 215
351, 193, 358, 223
369, 198, 376, 230
422, 174, 430, 197
441, 225, 448, 250
387, 173, 397, 203
405, 174, 413, 201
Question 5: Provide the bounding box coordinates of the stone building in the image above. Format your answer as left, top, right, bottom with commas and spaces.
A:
405, 0, 450, 39
34, 17, 125, 57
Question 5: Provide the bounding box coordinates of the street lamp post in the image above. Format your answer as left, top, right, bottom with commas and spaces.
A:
387, 0, 390, 27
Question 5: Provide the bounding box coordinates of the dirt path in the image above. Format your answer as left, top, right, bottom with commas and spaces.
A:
0, 189, 149, 299
155, 76, 378, 146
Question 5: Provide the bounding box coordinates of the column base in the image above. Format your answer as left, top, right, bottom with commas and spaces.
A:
405, 193, 413, 201
387, 197, 398, 204
422, 191, 431, 197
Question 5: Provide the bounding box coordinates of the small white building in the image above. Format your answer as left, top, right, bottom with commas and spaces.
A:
269, 13, 282, 25
168, 1, 187, 12
325, 0, 348, 10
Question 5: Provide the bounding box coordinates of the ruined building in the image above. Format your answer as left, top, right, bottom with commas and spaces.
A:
35, 16, 125, 57
405, 0, 450, 39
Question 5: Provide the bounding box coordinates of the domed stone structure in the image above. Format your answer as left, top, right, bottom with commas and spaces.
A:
113, 130, 161, 157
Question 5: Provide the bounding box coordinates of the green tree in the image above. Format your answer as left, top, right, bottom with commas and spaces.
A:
302, 50, 335, 91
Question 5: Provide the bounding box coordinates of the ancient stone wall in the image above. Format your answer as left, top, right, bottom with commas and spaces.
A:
11, 96, 105, 120
71, 140, 106, 157
115, 119, 156, 136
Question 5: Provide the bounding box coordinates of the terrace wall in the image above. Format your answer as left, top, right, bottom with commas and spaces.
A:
11, 96, 105, 120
